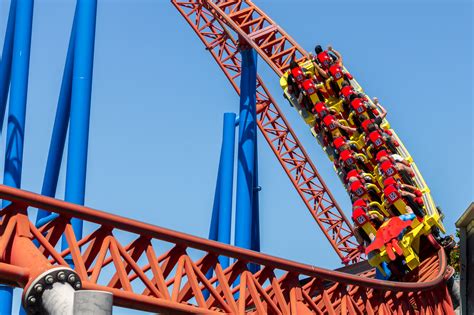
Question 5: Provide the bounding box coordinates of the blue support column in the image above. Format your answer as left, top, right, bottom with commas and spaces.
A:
61, 0, 97, 259
217, 112, 236, 268
205, 112, 236, 298
249, 135, 260, 273
235, 48, 257, 251
208, 169, 221, 242
0, 0, 34, 312
35, 8, 77, 224
0, 0, 17, 132
207, 113, 237, 260
251, 135, 260, 251
205, 150, 222, 300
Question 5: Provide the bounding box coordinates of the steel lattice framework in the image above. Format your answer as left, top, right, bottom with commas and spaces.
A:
0, 0, 457, 313
172, 0, 361, 264
0, 185, 455, 314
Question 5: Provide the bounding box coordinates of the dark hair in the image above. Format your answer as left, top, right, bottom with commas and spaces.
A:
289, 60, 299, 69
367, 123, 377, 132
315, 45, 323, 54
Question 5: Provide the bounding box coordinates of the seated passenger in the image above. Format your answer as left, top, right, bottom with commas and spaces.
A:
312, 102, 335, 134
376, 150, 409, 168
338, 149, 370, 173
349, 97, 387, 128
322, 115, 358, 145
376, 150, 415, 184
297, 90, 314, 112
360, 115, 387, 134
312, 44, 343, 79
332, 136, 359, 157
300, 76, 326, 107
286, 59, 307, 100
328, 63, 353, 93
314, 45, 343, 68
349, 178, 382, 204
308, 52, 328, 82
383, 177, 425, 217
352, 199, 384, 245
345, 169, 373, 185
338, 82, 365, 115
364, 123, 399, 154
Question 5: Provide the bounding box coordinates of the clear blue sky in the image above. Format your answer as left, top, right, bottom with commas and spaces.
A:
0, 0, 472, 314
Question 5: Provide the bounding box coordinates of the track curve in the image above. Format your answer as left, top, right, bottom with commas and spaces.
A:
0, 184, 455, 313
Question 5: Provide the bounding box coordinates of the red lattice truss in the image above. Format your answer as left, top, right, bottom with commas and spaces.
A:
0, 185, 454, 314
172, 0, 360, 264
0, 1, 456, 313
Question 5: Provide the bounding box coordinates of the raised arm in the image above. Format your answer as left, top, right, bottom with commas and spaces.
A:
335, 120, 357, 134
373, 97, 388, 120
313, 61, 329, 79
400, 183, 419, 192
328, 45, 343, 65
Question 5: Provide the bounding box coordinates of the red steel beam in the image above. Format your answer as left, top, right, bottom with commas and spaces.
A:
0, 185, 454, 313
172, 0, 361, 264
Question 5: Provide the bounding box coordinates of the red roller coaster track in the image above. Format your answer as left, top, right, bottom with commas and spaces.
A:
0, 185, 454, 313
0, 0, 456, 313
172, 0, 361, 264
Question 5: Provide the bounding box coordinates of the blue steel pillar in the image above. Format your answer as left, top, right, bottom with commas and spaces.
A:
206, 113, 236, 298
235, 48, 258, 251
61, 0, 97, 259
35, 9, 77, 225
208, 168, 221, 242
217, 112, 236, 268
0, 0, 34, 313
0, 0, 17, 132
251, 136, 260, 251
209, 113, 237, 252
249, 136, 261, 273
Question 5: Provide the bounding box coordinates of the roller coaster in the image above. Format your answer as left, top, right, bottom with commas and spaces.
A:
0, 0, 458, 314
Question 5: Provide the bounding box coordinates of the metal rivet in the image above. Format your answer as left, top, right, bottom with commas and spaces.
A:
68, 274, 76, 283
28, 296, 36, 305
34, 284, 43, 293
45, 275, 54, 284
74, 282, 81, 289
57, 272, 66, 281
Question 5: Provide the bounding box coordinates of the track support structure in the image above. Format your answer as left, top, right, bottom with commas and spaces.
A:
235, 47, 259, 257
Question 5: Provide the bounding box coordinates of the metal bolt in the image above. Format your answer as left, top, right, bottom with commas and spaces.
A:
34, 284, 43, 293
28, 296, 36, 305
74, 282, 81, 290
45, 275, 54, 284
57, 272, 66, 281
68, 274, 76, 283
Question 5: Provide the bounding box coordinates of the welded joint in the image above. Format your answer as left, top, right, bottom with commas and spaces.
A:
23, 267, 81, 314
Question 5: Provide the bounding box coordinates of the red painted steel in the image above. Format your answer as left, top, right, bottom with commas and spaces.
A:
172, 0, 361, 264
0, 185, 454, 313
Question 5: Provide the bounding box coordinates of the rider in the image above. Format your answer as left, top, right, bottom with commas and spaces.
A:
383, 177, 425, 217
322, 114, 358, 146
349, 178, 382, 204
299, 73, 327, 110
312, 102, 336, 134
349, 96, 387, 128
286, 59, 305, 98
337, 146, 371, 175
363, 121, 399, 154
314, 45, 343, 68
376, 150, 415, 180
345, 168, 374, 186
312, 44, 343, 80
